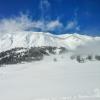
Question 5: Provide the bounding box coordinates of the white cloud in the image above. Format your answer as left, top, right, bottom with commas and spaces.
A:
65, 20, 80, 31
32, 20, 63, 31
75, 40, 100, 55
66, 21, 76, 30
0, 14, 63, 34
46, 20, 63, 31
32, 21, 45, 30
76, 26, 80, 31
40, 0, 50, 9
0, 14, 33, 33
0, 8, 81, 34
65, 8, 80, 31
39, 0, 51, 21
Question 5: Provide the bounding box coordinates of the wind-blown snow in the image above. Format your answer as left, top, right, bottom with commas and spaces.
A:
0, 54, 100, 100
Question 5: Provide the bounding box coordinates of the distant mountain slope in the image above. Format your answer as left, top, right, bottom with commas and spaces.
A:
0, 31, 100, 65
0, 31, 100, 52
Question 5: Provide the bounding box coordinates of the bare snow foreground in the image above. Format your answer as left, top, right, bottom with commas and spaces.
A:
0, 54, 100, 100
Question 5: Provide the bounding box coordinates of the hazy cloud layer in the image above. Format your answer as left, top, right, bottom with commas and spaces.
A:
66, 8, 80, 31
0, 14, 64, 34
0, 4, 80, 34
0, 0, 81, 34
75, 40, 100, 55
66, 20, 80, 31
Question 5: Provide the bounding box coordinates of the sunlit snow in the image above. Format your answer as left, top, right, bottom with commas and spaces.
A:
0, 54, 100, 100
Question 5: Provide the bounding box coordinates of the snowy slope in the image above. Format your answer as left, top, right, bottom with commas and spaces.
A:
0, 54, 100, 100
0, 31, 100, 100
0, 31, 100, 52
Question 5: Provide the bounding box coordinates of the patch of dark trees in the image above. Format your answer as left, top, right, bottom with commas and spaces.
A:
71, 55, 100, 63
0, 46, 67, 66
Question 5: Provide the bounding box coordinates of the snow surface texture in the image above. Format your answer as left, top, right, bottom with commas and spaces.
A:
0, 32, 100, 100
0, 31, 100, 52
0, 54, 100, 100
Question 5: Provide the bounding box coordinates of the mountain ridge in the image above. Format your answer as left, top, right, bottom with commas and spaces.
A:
0, 31, 100, 52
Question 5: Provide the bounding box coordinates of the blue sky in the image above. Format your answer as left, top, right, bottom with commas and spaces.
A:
0, 0, 100, 36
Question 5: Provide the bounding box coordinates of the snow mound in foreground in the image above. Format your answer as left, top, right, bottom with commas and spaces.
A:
0, 54, 100, 100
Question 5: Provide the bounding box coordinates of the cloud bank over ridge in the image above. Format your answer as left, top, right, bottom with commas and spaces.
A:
0, 0, 81, 34
0, 13, 63, 34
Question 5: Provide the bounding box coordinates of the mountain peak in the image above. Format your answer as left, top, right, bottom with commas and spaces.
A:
0, 31, 100, 52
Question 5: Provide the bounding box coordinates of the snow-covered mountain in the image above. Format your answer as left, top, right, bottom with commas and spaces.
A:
0, 32, 100, 100
0, 31, 100, 52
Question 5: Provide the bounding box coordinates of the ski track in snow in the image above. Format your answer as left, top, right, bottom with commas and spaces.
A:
0, 54, 100, 100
